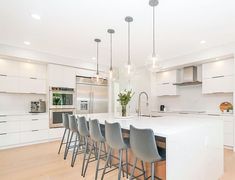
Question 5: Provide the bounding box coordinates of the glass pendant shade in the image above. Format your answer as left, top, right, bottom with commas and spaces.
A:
125, 16, 133, 74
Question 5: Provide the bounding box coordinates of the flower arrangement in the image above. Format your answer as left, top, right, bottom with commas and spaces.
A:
117, 89, 134, 116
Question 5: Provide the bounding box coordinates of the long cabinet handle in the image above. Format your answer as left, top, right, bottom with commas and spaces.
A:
0, 74, 7, 77
162, 83, 170, 85
0, 115, 7, 117
32, 130, 39, 132
30, 77, 37, 80
32, 119, 39, 121
0, 133, 7, 135
0, 121, 7, 123
212, 75, 224, 79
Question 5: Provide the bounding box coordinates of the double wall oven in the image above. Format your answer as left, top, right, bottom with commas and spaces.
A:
49, 87, 75, 128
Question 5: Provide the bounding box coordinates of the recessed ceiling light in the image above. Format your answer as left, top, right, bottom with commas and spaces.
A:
24, 41, 31, 45
31, 14, 41, 20
200, 40, 206, 44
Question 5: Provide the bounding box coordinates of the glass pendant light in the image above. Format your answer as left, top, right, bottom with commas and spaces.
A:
107, 29, 115, 80
125, 16, 133, 74
92, 38, 102, 83
149, 0, 159, 68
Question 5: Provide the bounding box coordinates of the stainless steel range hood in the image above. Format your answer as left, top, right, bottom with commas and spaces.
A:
173, 66, 202, 86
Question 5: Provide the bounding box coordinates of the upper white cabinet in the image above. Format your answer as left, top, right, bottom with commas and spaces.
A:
48, 64, 76, 88
202, 59, 234, 78
202, 59, 234, 94
153, 70, 179, 96
0, 59, 19, 76
19, 62, 46, 79
0, 59, 46, 94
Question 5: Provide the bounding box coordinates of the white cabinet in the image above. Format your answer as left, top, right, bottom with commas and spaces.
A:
19, 62, 46, 79
19, 78, 46, 94
202, 59, 234, 94
154, 70, 179, 96
202, 59, 234, 78
48, 64, 76, 88
0, 75, 19, 93
0, 59, 19, 76
49, 128, 65, 139
223, 116, 234, 147
0, 59, 46, 94
0, 113, 49, 148
202, 76, 234, 94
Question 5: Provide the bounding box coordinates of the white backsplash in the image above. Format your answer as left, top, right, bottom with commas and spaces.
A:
155, 85, 233, 113
0, 93, 46, 113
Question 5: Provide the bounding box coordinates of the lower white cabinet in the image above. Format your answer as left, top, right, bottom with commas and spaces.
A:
0, 113, 49, 148
0, 133, 20, 147
20, 130, 48, 144
49, 128, 65, 139
223, 116, 234, 147
202, 76, 234, 94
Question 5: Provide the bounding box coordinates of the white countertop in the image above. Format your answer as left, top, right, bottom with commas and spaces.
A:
86, 113, 222, 138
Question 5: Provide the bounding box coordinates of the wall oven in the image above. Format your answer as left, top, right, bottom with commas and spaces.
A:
49, 108, 75, 128
49, 87, 75, 109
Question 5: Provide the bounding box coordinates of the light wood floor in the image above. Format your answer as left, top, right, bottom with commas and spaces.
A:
0, 141, 234, 180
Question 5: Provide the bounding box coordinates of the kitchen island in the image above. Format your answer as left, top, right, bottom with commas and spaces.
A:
85, 113, 223, 180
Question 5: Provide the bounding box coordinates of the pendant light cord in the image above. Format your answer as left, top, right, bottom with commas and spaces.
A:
96, 42, 99, 75
110, 33, 113, 71
153, 6, 156, 57
128, 21, 131, 65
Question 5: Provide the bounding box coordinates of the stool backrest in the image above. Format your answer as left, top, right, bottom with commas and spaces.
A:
105, 121, 126, 150
62, 113, 69, 129
77, 116, 89, 137
130, 125, 161, 162
68, 115, 78, 132
89, 119, 104, 142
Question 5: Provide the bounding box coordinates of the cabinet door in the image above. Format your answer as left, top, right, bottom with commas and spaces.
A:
202, 76, 233, 94
0, 120, 20, 133
0, 59, 19, 76
20, 119, 48, 132
0, 133, 20, 147
156, 70, 178, 84
20, 130, 48, 143
202, 59, 234, 78
19, 62, 46, 79
18, 78, 46, 94
156, 83, 178, 96
0, 75, 19, 93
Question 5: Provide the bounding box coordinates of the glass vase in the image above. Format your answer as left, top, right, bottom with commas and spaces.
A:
121, 105, 127, 117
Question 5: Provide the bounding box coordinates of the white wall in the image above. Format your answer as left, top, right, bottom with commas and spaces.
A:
155, 85, 233, 113
0, 93, 46, 113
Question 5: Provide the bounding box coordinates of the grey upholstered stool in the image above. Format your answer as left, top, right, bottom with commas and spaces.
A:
129, 125, 163, 180
83, 119, 107, 180
58, 113, 70, 157
76, 116, 90, 177
101, 121, 129, 180
65, 115, 81, 167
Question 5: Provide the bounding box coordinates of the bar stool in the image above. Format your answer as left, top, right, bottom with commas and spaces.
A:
129, 125, 164, 180
83, 119, 107, 180
58, 113, 70, 159
65, 115, 80, 167
76, 116, 90, 177
101, 121, 129, 180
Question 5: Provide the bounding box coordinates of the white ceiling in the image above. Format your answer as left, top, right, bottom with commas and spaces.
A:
0, 0, 234, 67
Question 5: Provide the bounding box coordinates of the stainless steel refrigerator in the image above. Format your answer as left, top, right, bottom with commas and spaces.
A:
76, 76, 108, 114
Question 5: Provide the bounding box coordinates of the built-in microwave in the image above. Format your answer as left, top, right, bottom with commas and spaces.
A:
49, 87, 75, 109
49, 108, 75, 128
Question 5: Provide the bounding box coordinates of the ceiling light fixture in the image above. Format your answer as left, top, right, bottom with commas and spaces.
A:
125, 16, 133, 75
149, 0, 159, 68
31, 14, 41, 20
107, 29, 115, 80
93, 38, 102, 83
200, 40, 206, 44
24, 41, 31, 45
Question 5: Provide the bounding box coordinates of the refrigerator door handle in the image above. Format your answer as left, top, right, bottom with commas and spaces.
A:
89, 92, 92, 114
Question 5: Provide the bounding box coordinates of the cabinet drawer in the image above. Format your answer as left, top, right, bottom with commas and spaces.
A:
20, 119, 49, 131
0, 133, 20, 147
49, 128, 65, 139
0, 120, 20, 133
20, 130, 48, 143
